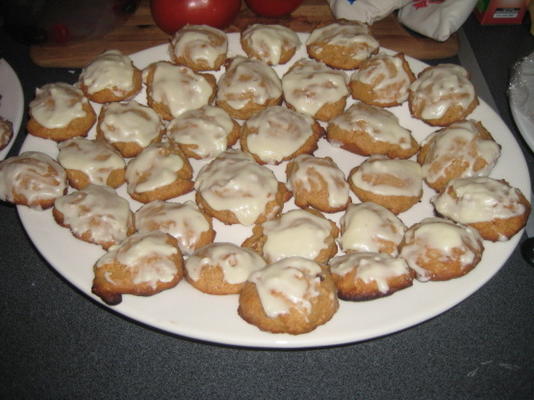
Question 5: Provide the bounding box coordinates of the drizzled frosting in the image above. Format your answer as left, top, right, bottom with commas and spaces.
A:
351, 156, 422, 197
167, 105, 234, 159
185, 242, 266, 283
216, 56, 282, 110
79, 49, 136, 95
194, 150, 280, 226
244, 106, 315, 164
145, 61, 213, 118
170, 25, 227, 69
287, 154, 349, 209
54, 184, 131, 246
96, 231, 179, 288
0, 151, 66, 209
339, 202, 406, 256
99, 101, 162, 146
330, 102, 414, 149
410, 64, 476, 120
57, 138, 125, 185
135, 200, 211, 255
282, 58, 348, 116
30, 83, 89, 129
242, 24, 301, 65
261, 209, 334, 262
248, 256, 323, 318
329, 252, 410, 294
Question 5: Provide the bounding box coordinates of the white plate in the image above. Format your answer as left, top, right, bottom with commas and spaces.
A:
0, 59, 24, 159
17, 34, 531, 348
509, 51, 534, 152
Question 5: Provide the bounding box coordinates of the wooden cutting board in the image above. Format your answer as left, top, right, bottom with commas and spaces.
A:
29, 0, 459, 68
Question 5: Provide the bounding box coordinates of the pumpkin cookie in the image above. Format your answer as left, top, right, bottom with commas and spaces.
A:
241, 24, 301, 65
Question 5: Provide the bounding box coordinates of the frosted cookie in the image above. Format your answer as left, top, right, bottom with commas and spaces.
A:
282, 58, 349, 122
169, 24, 228, 71
166, 105, 239, 160
306, 21, 379, 70
216, 56, 283, 120
53, 184, 134, 249
92, 231, 184, 305
0, 117, 13, 151
242, 208, 338, 264
0, 151, 67, 210
327, 102, 419, 159
125, 141, 193, 203
185, 242, 266, 295
348, 156, 423, 214
27, 82, 96, 142
134, 200, 215, 256
195, 150, 290, 226
79, 49, 142, 103
240, 106, 323, 165
286, 154, 350, 213
399, 217, 484, 282
432, 177, 531, 242
238, 256, 339, 335
349, 53, 416, 107
329, 252, 413, 301
339, 202, 406, 256
409, 64, 479, 126
96, 100, 164, 158
57, 137, 126, 190
241, 24, 301, 65
143, 61, 216, 120
417, 120, 501, 192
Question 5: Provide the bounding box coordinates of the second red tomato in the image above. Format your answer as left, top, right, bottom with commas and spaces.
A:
245, 0, 303, 17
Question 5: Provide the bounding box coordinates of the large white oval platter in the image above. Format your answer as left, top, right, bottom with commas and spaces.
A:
17, 33, 531, 348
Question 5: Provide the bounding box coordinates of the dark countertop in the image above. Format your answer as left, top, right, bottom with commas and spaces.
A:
1, 14, 533, 400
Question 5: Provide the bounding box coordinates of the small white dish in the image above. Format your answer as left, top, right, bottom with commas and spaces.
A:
0, 59, 24, 160
509, 51, 534, 152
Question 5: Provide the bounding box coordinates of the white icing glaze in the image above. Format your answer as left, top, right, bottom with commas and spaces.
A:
216, 56, 282, 110
245, 106, 315, 164
57, 138, 125, 185
261, 209, 333, 262
170, 25, 227, 69
96, 231, 179, 288
242, 24, 301, 65
329, 252, 410, 294
54, 184, 131, 245
248, 256, 322, 318
167, 105, 234, 159
194, 150, 280, 226
80, 49, 136, 95
422, 120, 501, 185
330, 102, 414, 149
0, 151, 66, 209
282, 58, 348, 116
351, 54, 412, 104
99, 101, 162, 147
30, 82, 88, 129
307, 22, 379, 60
339, 202, 406, 256
185, 242, 266, 284
135, 200, 211, 255
351, 156, 422, 197
145, 61, 213, 118
287, 154, 349, 208
400, 217, 483, 281
432, 177, 527, 225
410, 64, 476, 120
125, 142, 186, 194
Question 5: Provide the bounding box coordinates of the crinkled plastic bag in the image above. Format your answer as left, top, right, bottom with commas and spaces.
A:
397, 0, 478, 42
327, 0, 411, 24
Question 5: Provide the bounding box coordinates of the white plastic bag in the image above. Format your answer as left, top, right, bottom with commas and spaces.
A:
327, 0, 411, 24
397, 0, 478, 42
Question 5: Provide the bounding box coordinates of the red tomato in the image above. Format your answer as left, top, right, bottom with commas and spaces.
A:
245, 0, 303, 17
150, 0, 242, 34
